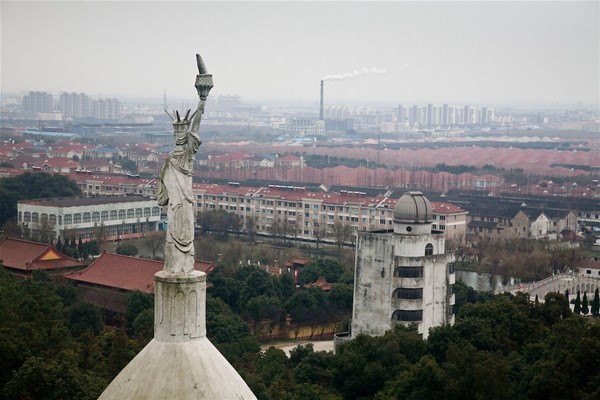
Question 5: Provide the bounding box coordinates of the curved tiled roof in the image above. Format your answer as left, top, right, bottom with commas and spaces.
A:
65, 252, 213, 293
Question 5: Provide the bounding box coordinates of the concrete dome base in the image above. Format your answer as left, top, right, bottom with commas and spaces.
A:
98, 337, 257, 400
99, 271, 257, 400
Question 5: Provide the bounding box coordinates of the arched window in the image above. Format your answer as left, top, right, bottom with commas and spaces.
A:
64, 214, 72, 225
101, 211, 109, 221
118, 210, 126, 220
127, 209, 134, 219
49, 214, 57, 225
31, 212, 39, 223
425, 243, 434, 256
92, 212, 100, 223
24, 212, 31, 222
135, 208, 143, 218
73, 213, 82, 223
83, 212, 91, 223
110, 210, 118, 220
144, 207, 151, 217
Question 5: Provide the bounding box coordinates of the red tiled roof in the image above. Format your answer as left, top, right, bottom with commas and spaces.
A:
285, 257, 312, 267
431, 201, 466, 214
209, 152, 250, 163
34, 157, 80, 169
578, 259, 600, 270
65, 252, 214, 294
0, 237, 85, 271
304, 276, 332, 291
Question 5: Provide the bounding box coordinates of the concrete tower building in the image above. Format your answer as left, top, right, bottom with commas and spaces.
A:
351, 191, 455, 339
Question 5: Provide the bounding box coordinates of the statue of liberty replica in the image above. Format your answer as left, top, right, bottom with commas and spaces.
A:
99, 54, 257, 400
158, 54, 210, 274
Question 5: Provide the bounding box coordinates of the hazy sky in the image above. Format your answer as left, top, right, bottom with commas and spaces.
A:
1, 1, 598, 106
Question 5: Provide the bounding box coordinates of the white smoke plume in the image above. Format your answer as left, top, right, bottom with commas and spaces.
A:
322, 67, 388, 81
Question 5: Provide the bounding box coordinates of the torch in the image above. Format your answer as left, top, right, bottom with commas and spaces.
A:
195, 54, 213, 100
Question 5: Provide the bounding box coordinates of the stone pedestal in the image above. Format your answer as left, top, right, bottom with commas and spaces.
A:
155, 270, 206, 342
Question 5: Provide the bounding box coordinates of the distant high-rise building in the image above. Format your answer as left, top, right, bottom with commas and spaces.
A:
93, 98, 121, 120
426, 104, 433, 127
59, 92, 91, 119
21, 91, 54, 118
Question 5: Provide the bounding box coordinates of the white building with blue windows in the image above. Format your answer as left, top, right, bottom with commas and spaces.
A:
18, 195, 161, 241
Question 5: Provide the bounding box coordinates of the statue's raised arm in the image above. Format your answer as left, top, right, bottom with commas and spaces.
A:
158, 53, 213, 275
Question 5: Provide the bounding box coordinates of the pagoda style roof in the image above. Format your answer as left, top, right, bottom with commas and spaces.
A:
304, 276, 332, 291
0, 236, 85, 273
65, 252, 213, 294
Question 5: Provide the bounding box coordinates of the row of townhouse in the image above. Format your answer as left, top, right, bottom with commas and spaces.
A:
466, 204, 578, 241
199, 152, 303, 171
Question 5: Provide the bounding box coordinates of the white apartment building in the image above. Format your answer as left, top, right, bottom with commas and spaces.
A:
193, 183, 467, 245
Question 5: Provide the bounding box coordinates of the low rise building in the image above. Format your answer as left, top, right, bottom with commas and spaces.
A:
17, 195, 161, 241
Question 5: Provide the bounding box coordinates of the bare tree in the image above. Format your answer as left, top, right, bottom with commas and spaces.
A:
331, 220, 352, 251
313, 221, 327, 249
143, 230, 165, 259
245, 216, 256, 243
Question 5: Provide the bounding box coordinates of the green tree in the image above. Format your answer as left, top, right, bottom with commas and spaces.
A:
375, 355, 447, 400
119, 157, 138, 174
116, 242, 138, 256
132, 308, 154, 343
574, 291, 582, 314
582, 291, 589, 315
124, 291, 153, 332
66, 302, 104, 337
0, 172, 81, 227
2, 356, 98, 400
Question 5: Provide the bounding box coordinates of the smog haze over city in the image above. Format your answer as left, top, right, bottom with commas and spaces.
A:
2, 0, 598, 108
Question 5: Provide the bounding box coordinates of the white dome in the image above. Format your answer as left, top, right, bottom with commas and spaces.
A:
393, 191, 433, 223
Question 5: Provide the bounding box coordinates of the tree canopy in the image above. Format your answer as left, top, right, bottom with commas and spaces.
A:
0, 172, 81, 227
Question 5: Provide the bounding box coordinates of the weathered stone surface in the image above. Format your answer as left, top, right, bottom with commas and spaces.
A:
98, 337, 257, 400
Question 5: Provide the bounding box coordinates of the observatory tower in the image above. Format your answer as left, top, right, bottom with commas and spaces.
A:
351, 191, 455, 339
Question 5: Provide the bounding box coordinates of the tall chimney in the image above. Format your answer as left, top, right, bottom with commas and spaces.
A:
320, 80, 324, 120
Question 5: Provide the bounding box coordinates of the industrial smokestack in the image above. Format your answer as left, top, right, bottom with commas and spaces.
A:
320, 80, 324, 120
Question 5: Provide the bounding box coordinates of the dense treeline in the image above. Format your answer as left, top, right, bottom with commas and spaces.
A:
0, 172, 81, 228
208, 260, 354, 338
3, 265, 600, 399
230, 285, 600, 400
0, 268, 255, 399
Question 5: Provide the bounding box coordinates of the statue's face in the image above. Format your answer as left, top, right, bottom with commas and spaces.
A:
174, 125, 187, 138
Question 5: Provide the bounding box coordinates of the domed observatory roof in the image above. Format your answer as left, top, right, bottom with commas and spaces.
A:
394, 191, 433, 223
393, 191, 433, 235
